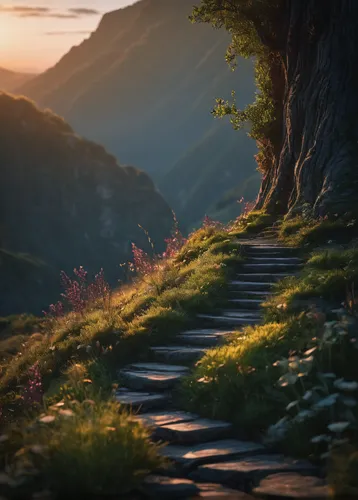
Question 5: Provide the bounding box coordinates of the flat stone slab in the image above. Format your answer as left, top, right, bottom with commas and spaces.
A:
176, 334, 222, 346
120, 369, 184, 391
154, 418, 232, 444
182, 329, 232, 336
229, 281, 274, 291
195, 482, 255, 498
243, 264, 301, 272
190, 455, 317, 488
249, 257, 303, 264
197, 314, 260, 326
151, 346, 207, 363
236, 273, 295, 283
129, 362, 189, 373
115, 390, 168, 411
135, 410, 199, 428
253, 473, 330, 499
141, 475, 199, 498
161, 439, 265, 469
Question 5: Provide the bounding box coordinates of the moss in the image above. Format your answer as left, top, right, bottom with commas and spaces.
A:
278, 216, 358, 247
230, 210, 276, 237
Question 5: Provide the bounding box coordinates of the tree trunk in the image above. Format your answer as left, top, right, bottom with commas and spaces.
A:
256, 0, 358, 218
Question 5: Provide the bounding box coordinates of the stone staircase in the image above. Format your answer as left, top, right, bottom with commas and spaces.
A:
115, 242, 329, 499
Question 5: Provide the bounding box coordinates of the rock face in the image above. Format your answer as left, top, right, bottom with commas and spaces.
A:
18, 0, 258, 228
0, 93, 173, 315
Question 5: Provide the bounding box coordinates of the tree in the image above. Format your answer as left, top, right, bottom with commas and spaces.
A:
192, 0, 358, 218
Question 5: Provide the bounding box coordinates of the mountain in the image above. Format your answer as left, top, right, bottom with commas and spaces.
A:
0, 67, 35, 92
18, 0, 258, 228
0, 93, 173, 316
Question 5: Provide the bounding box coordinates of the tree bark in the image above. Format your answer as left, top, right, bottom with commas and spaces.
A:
256, 0, 358, 218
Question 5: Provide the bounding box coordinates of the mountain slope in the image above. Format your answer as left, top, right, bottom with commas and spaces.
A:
0, 93, 173, 316
19, 0, 257, 226
0, 67, 35, 92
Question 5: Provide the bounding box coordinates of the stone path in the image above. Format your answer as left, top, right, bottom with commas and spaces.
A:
115, 240, 330, 499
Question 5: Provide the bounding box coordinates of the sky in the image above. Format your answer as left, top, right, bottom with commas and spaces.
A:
0, 0, 137, 72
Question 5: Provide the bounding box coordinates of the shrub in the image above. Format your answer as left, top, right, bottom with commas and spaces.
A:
3, 400, 163, 496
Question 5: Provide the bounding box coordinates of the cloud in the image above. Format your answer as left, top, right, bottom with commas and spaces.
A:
45, 30, 92, 36
68, 8, 100, 16
0, 5, 101, 19
0, 5, 50, 15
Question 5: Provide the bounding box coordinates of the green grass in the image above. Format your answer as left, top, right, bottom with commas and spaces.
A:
0, 227, 243, 410
180, 315, 316, 434
278, 216, 358, 247
229, 210, 276, 237
3, 400, 163, 496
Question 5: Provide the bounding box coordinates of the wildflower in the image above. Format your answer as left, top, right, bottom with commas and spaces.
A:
328, 422, 350, 433
23, 362, 43, 406
334, 379, 358, 391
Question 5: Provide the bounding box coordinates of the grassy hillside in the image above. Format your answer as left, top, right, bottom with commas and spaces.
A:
0, 92, 173, 316
18, 0, 257, 227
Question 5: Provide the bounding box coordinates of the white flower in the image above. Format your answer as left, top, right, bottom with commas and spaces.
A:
59, 409, 75, 418
286, 400, 299, 411
328, 422, 350, 433
311, 434, 330, 444
334, 379, 358, 391
303, 390, 313, 401
313, 393, 339, 409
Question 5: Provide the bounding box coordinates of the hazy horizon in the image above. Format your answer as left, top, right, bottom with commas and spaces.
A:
0, 0, 138, 72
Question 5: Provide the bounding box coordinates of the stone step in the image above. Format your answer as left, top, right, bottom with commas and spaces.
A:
154, 418, 232, 445
127, 362, 190, 373
151, 346, 207, 364
247, 257, 303, 264
253, 472, 330, 499
115, 389, 169, 412
230, 280, 275, 291
161, 439, 265, 470
227, 299, 263, 309
242, 263, 302, 273
245, 245, 299, 254
235, 273, 295, 283
119, 369, 185, 391
195, 482, 256, 499
230, 291, 269, 300
141, 475, 199, 498
176, 333, 224, 347
197, 313, 261, 327
189, 455, 318, 489
134, 410, 199, 429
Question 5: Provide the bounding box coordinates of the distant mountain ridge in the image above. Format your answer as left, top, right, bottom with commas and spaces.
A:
19, 0, 259, 228
0, 67, 35, 92
0, 93, 173, 316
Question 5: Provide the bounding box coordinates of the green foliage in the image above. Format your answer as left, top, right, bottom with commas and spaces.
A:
180, 316, 316, 433
3, 400, 163, 496
191, 0, 281, 171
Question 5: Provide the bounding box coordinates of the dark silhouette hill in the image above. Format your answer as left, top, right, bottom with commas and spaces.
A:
0, 67, 35, 92
0, 93, 173, 316
19, 0, 258, 227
